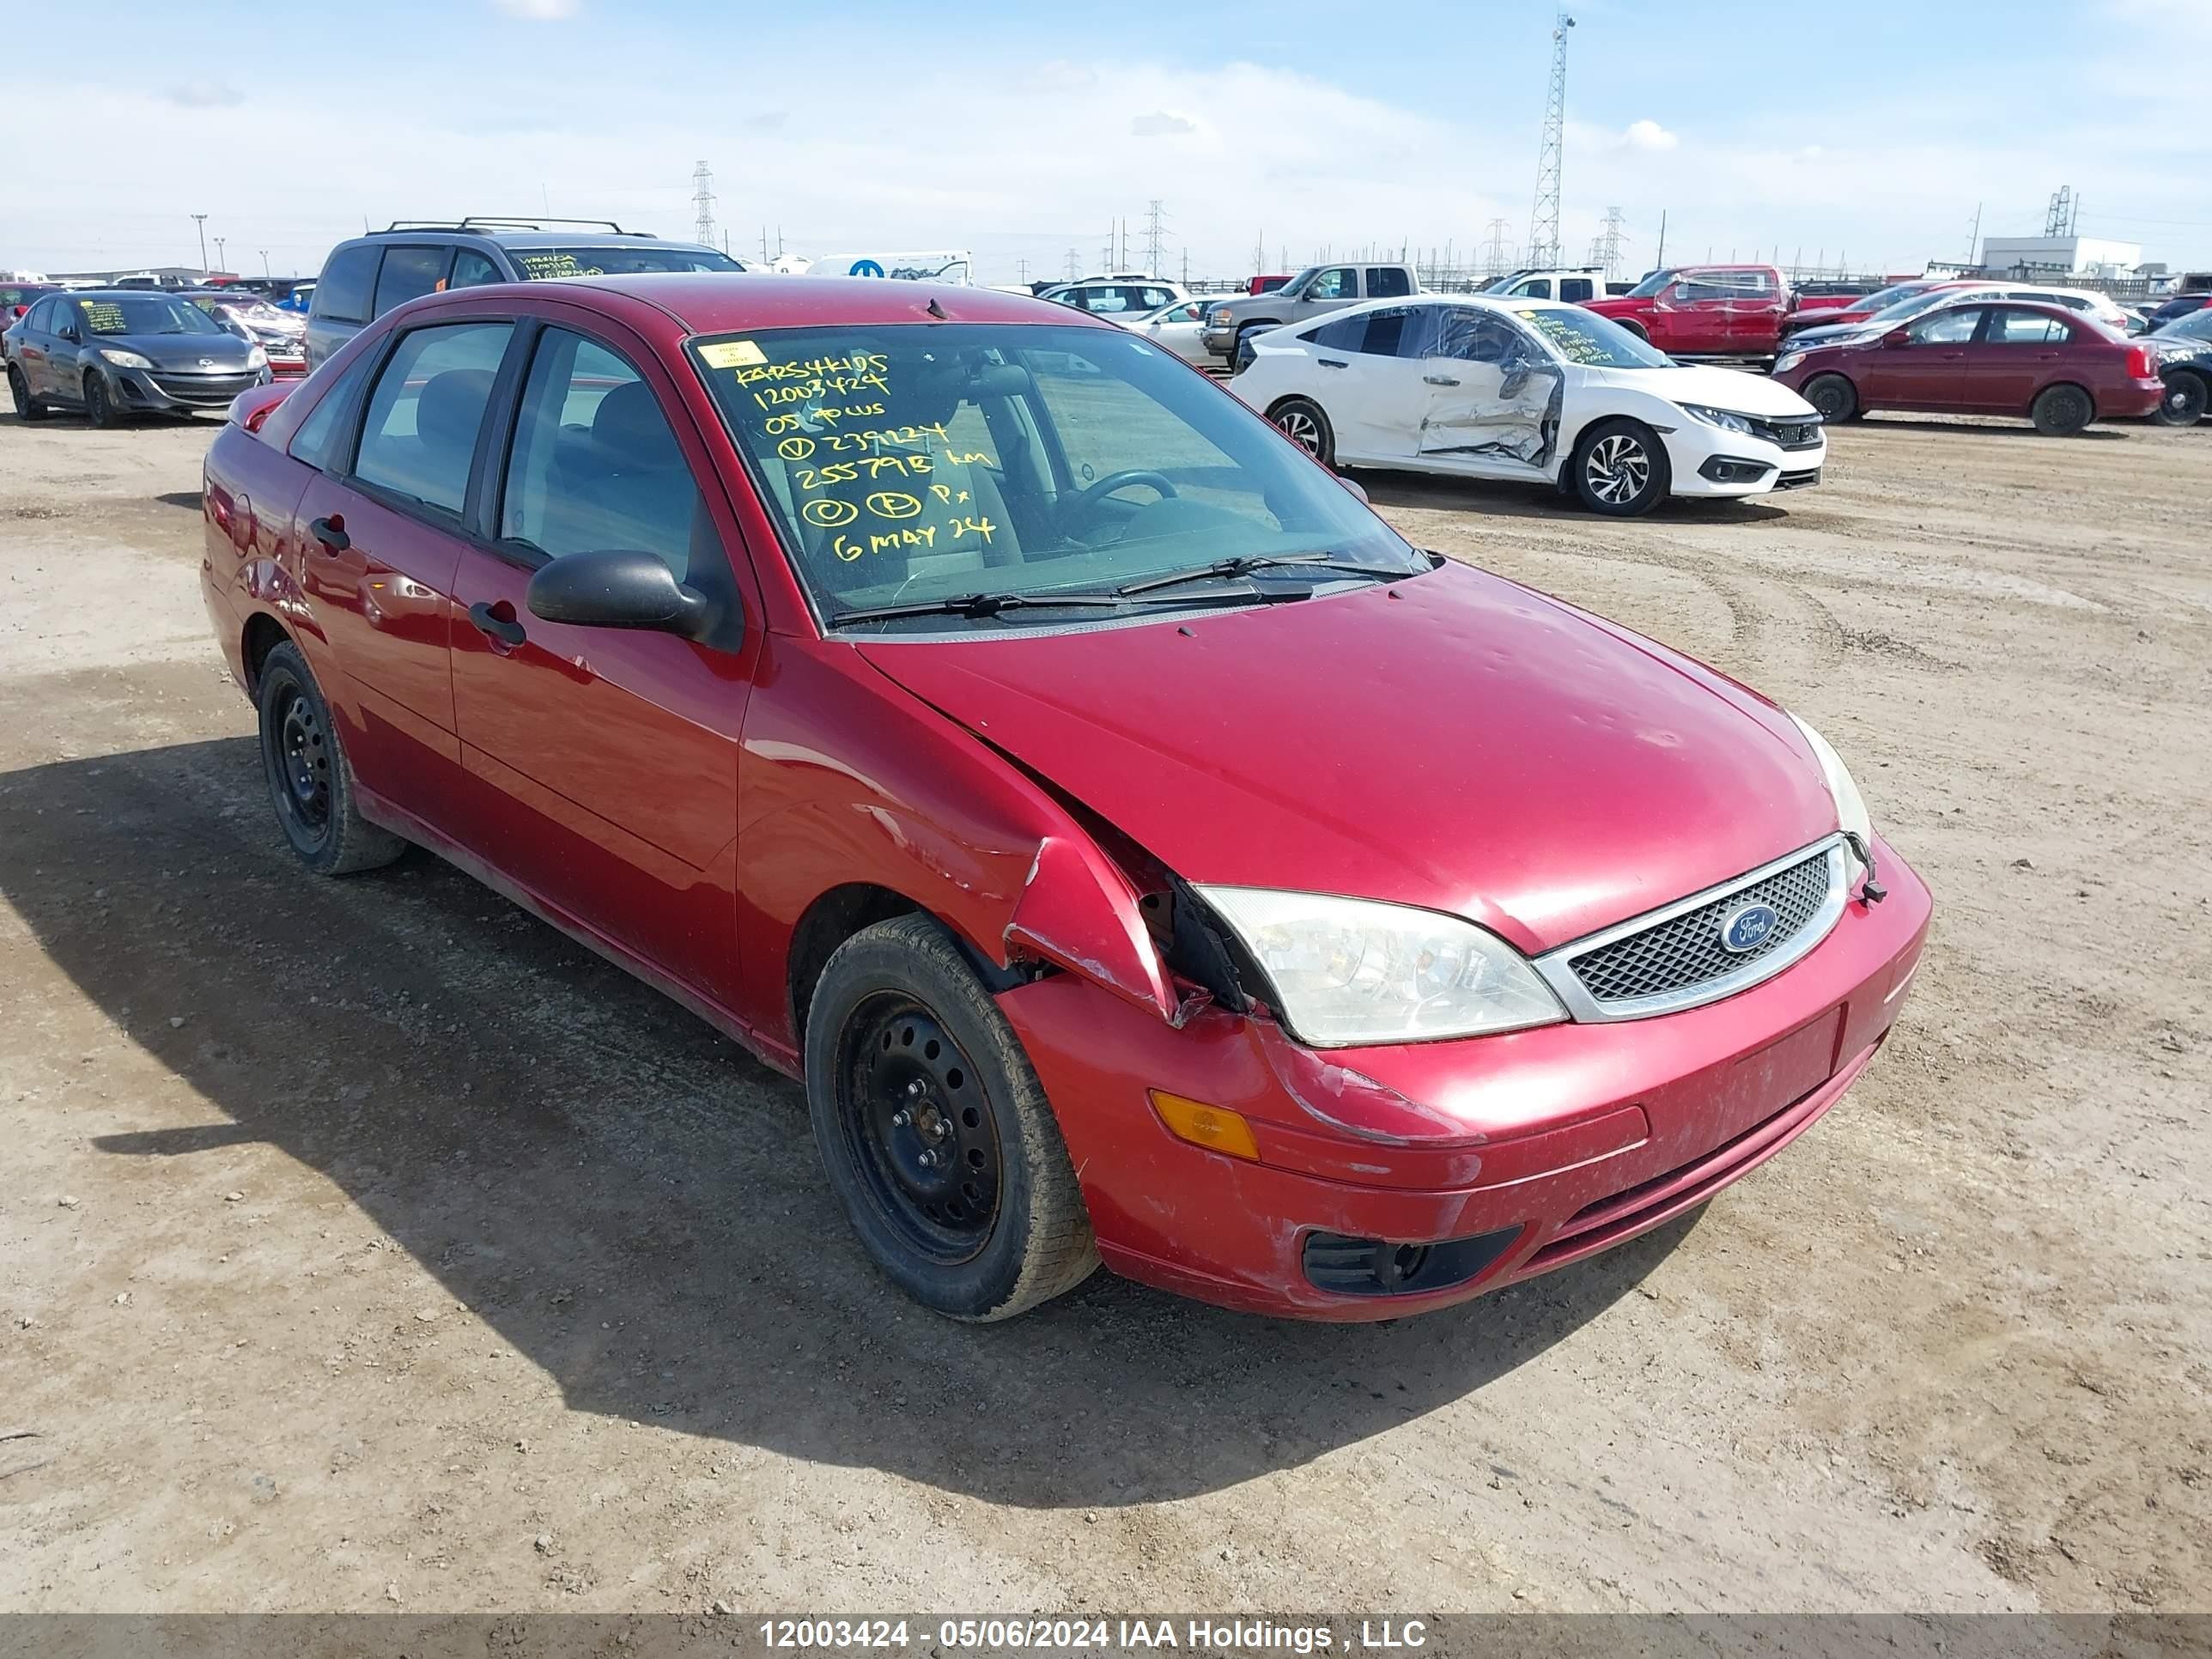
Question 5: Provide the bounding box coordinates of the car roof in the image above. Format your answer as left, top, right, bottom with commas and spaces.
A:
408, 274, 1118, 336
348, 228, 718, 252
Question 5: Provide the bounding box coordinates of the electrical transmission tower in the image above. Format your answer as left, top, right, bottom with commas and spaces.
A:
1482, 217, 1510, 278
1144, 199, 1167, 276
1064, 246, 1081, 280
1525, 11, 1575, 269
2044, 185, 2075, 238
1596, 205, 1626, 278
691, 161, 716, 247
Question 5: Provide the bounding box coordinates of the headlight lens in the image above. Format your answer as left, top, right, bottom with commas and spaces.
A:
246, 346, 269, 369
1773, 351, 1805, 374
1680, 403, 1757, 434
1194, 886, 1565, 1047
98, 348, 154, 369
1789, 714, 1875, 876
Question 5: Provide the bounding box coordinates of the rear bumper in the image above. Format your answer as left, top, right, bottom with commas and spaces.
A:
2109, 377, 2166, 417
1001, 836, 1929, 1321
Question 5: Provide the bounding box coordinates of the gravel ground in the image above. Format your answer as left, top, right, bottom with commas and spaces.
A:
1, 404, 2206, 1617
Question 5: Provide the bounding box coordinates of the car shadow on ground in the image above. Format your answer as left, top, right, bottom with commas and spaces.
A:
3, 738, 1694, 1509
1351, 469, 1792, 525
1852, 415, 2131, 441
155, 490, 204, 513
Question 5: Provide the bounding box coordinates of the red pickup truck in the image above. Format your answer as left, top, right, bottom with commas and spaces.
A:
1581, 264, 1790, 357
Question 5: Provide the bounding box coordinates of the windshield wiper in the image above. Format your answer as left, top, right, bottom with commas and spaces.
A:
1115, 554, 1415, 597
830, 590, 1133, 626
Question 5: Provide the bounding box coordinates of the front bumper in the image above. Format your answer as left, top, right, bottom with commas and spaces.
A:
1001, 835, 1929, 1320
1664, 421, 1826, 498
112, 363, 270, 411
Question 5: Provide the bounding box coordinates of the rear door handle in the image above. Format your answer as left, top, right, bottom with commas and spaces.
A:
1317, 357, 1348, 368
1423, 374, 1461, 386
309, 515, 349, 551
468, 601, 526, 647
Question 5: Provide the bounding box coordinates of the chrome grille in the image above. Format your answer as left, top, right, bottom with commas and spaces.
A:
1567, 848, 1838, 1006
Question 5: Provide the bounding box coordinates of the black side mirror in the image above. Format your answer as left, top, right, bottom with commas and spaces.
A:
526, 549, 714, 640
58, 325, 80, 343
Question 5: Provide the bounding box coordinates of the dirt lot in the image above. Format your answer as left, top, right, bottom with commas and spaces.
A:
2, 404, 2207, 1618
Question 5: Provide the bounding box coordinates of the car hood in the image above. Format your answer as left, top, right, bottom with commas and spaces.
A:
2149, 332, 2212, 364
855, 562, 1839, 956
106, 333, 258, 369
1586, 363, 1820, 417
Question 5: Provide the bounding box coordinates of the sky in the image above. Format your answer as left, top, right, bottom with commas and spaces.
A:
5, 0, 2210, 285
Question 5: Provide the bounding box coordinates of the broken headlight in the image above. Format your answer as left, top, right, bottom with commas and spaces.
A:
1788, 714, 1875, 881
1193, 887, 1565, 1048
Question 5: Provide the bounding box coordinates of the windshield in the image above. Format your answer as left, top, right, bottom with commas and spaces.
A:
1849, 282, 1927, 313
691, 323, 1420, 628
1514, 307, 1671, 368
1625, 268, 1679, 299
1863, 288, 1986, 327
512, 245, 743, 280
78, 295, 227, 336
2164, 308, 2212, 343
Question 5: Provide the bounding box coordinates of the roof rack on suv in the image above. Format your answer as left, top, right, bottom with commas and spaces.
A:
374, 216, 653, 238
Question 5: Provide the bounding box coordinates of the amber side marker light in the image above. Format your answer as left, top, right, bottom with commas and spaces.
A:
1149, 1091, 1260, 1162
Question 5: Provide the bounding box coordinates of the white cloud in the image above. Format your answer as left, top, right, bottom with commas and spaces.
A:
1623, 118, 1678, 152
491, 0, 579, 17
167, 80, 243, 109
1130, 110, 1199, 138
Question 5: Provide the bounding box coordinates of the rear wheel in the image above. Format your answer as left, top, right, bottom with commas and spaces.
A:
1802, 373, 1859, 424
1615, 319, 1650, 343
256, 641, 406, 875
805, 915, 1097, 1322
1268, 397, 1335, 466
82, 372, 118, 429
2031, 382, 2094, 436
7, 365, 46, 422
1571, 417, 1670, 516
2154, 370, 2207, 427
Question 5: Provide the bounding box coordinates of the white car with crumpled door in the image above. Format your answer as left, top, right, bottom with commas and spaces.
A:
1231, 294, 1827, 516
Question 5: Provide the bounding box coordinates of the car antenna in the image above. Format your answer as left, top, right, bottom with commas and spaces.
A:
927, 296, 949, 319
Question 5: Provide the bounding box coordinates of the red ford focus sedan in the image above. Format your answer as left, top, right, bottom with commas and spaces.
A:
1772, 299, 2166, 434
198, 276, 1931, 1322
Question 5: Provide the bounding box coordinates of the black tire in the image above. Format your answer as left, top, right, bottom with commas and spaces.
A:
255, 641, 406, 875
2154, 370, 2207, 428
1269, 397, 1335, 466
82, 371, 118, 429
805, 914, 1097, 1322
7, 364, 47, 422
2031, 382, 2094, 436
1802, 373, 1859, 424
1571, 417, 1671, 516
1616, 319, 1650, 343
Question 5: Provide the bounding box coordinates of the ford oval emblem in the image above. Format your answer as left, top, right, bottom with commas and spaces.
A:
1719, 902, 1779, 954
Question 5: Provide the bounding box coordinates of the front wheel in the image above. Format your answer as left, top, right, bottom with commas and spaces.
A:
1802, 373, 1859, 424
1268, 397, 1335, 467
9, 364, 50, 422
1571, 418, 1671, 516
2031, 382, 2094, 436
82, 372, 118, 429
805, 915, 1097, 1322
2154, 371, 2207, 428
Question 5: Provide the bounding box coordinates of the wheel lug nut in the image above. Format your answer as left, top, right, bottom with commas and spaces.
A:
891, 1110, 908, 1127
906, 1079, 924, 1097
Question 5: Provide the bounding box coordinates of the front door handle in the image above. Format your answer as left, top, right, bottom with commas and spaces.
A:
1423, 374, 1461, 386
309, 515, 349, 551
1317, 357, 1347, 369
468, 601, 526, 647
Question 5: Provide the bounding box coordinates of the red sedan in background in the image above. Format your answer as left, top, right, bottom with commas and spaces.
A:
1773, 300, 2166, 434
199, 276, 1929, 1322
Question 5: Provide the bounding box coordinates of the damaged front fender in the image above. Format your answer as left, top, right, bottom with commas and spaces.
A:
1005, 834, 1182, 1024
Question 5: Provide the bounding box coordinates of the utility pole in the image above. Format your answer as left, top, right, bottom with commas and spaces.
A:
214, 236, 227, 271
1655, 209, 1667, 270
1016, 258, 1030, 285
691, 161, 716, 248
191, 213, 209, 271
1966, 201, 1983, 266
1065, 246, 1081, 281
258, 249, 270, 276
1525, 10, 1575, 269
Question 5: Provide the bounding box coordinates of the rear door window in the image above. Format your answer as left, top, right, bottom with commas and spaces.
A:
289, 350, 379, 473
1987, 309, 2074, 345
1559, 276, 1595, 302
373, 246, 451, 317
351, 321, 514, 516
314, 245, 380, 324
1365, 267, 1413, 299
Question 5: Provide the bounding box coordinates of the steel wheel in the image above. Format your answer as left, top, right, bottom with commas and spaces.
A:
84, 374, 115, 428
1584, 433, 1651, 505
2155, 374, 2206, 427
836, 992, 1001, 1265
1276, 407, 1323, 455
264, 680, 333, 849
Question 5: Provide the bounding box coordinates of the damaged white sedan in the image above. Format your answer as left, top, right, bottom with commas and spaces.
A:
1231, 295, 1826, 516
